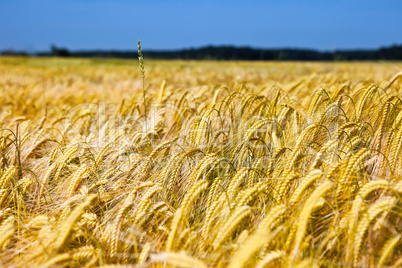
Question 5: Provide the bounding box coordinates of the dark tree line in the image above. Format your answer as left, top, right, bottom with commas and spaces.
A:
5, 44, 402, 61
142, 45, 402, 61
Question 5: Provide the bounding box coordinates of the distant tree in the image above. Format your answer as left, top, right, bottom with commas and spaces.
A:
51, 45, 71, 57
0, 49, 28, 56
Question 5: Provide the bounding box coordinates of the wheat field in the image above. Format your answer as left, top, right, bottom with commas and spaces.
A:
0, 57, 401, 267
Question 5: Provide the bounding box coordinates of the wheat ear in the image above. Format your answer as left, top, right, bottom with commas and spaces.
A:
66, 165, 88, 198
227, 168, 248, 199
235, 182, 265, 208
95, 142, 113, 167
138, 242, 151, 264
202, 193, 227, 239
53, 146, 77, 182
38, 163, 58, 203
384, 71, 402, 89
255, 250, 286, 268
228, 205, 286, 268
52, 194, 96, 253
337, 149, 370, 196
166, 180, 208, 251
133, 185, 162, 224
374, 102, 391, 152
389, 126, 402, 172
289, 169, 323, 204
0, 221, 14, 251
291, 181, 332, 262
355, 85, 376, 121
346, 179, 390, 258
0, 166, 17, 189
42, 253, 70, 268
151, 252, 208, 268
111, 183, 154, 256
212, 205, 251, 250
353, 196, 397, 266
378, 235, 400, 266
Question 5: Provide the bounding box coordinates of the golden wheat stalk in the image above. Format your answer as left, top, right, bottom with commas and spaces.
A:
212, 205, 251, 250
378, 234, 400, 266
255, 250, 286, 268
166, 180, 208, 251
291, 180, 332, 262
228, 205, 286, 268
51, 195, 96, 253
353, 196, 397, 266
0, 221, 14, 251
151, 252, 208, 268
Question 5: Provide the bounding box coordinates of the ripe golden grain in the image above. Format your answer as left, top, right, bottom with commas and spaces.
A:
151, 252, 208, 268
1, 58, 401, 267
291, 181, 332, 262
378, 235, 400, 266
212, 205, 251, 250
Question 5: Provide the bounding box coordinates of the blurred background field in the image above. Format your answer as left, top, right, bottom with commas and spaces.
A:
1, 57, 401, 118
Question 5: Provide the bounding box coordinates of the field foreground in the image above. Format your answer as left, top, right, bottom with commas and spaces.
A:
0, 58, 402, 267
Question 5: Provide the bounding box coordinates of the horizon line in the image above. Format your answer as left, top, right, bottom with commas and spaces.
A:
2, 43, 402, 54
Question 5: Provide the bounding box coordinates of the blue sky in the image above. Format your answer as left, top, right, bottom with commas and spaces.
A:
0, 0, 401, 52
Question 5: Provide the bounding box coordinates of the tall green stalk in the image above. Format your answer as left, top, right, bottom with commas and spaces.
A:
138, 39, 147, 136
